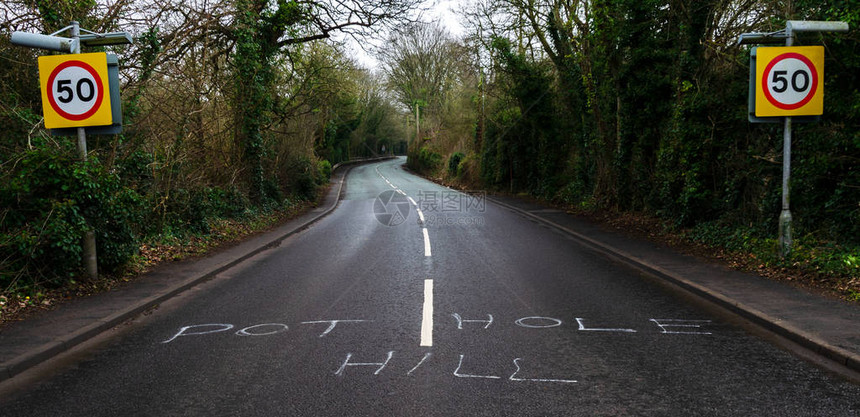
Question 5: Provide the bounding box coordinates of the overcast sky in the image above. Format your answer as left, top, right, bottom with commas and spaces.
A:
339, 0, 467, 71
429, 0, 466, 36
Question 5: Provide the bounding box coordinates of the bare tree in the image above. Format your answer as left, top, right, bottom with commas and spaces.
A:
378, 22, 463, 112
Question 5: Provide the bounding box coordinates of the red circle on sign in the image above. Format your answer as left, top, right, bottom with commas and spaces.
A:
46, 60, 105, 121
761, 52, 818, 111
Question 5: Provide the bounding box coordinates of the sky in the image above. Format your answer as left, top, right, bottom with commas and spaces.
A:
429, 0, 466, 37
339, 0, 467, 71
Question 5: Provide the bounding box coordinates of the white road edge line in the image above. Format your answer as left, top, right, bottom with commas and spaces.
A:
420, 279, 433, 347
423, 228, 431, 256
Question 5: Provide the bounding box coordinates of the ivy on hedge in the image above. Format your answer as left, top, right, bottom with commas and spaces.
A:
1, 149, 143, 287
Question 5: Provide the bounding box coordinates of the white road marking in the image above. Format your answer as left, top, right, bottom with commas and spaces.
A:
301, 320, 370, 337
575, 318, 636, 333
423, 228, 431, 256
407, 352, 432, 375
420, 279, 434, 347
453, 355, 500, 379
377, 163, 430, 257
452, 313, 494, 329
649, 319, 713, 335
335, 351, 394, 376
408, 197, 425, 223
509, 358, 577, 383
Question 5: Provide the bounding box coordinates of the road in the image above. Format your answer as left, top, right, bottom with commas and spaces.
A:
1, 157, 858, 416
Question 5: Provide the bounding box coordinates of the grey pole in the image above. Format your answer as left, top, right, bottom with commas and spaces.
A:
736, 20, 849, 258
778, 23, 794, 258
70, 21, 99, 279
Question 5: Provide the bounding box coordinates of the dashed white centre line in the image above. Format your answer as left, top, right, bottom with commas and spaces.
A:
408, 196, 427, 223
420, 279, 434, 347
423, 228, 431, 257
378, 163, 434, 346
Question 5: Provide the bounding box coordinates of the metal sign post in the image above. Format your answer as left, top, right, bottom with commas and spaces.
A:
738, 20, 848, 257
11, 21, 132, 280
69, 22, 100, 280
776, 24, 796, 259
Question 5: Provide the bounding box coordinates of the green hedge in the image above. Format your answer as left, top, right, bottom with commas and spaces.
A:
1, 149, 143, 287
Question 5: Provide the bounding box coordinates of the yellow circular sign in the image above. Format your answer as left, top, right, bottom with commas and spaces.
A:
38, 52, 113, 129
755, 46, 824, 117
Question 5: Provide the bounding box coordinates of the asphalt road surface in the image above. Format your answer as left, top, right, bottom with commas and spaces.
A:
2, 157, 859, 416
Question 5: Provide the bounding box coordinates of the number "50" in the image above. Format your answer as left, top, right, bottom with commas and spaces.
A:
771, 69, 810, 93
56, 78, 96, 103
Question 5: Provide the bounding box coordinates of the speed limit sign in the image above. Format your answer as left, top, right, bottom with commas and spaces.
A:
38, 52, 113, 129
755, 46, 824, 117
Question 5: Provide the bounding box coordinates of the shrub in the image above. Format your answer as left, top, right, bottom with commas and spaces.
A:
286, 155, 320, 201
448, 152, 465, 177
318, 160, 332, 182
262, 177, 284, 209
0, 149, 144, 287
408, 146, 443, 174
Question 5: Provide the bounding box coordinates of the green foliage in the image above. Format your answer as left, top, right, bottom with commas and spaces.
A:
157, 186, 251, 235
0, 149, 143, 288
408, 145, 443, 174
34, 0, 98, 32
460, 0, 859, 257
448, 152, 465, 177
284, 156, 323, 201
123, 27, 161, 125
210, 186, 253, 219
456, 153, 479, 181
421, 147, 442, 170
115, 150, 155, 193
318, 160, 332, 182
0, 37, 42, 161
688, 221, 859, 279
0, 0, 415, 300
233, 2, 271, 203
482, 37, 565, 197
